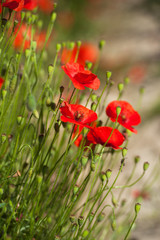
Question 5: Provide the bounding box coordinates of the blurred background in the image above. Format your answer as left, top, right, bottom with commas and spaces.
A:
54, 0, 160, 239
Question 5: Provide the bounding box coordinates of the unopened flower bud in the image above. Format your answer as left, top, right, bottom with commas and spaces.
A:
112, 196, 117, 207
86, 61, 92, 70
91, 161, 95, 171
31, 41, 37, 51
46, 97, 51, 107
77, 40, 81, 48
25, 49, 31, 58
135, 203, 141, 214
71, 223, 78, 232
94, 153, 100, 163
54, 122, 60, 133
82, 229, 89, 238
27, 94, 37, 111
116, 106, 121, 116
68, 42, 75, 50
2, 89, 7, 100
124, 77, 130, 85
48, 64, 54, 76
111, 220, 116, 231
60, 86, 64, 94
91, 94, 97, 102
81, 156, 88, 166
99, 40, 106, 50
118, 83, 124, 92
70, 215, 76, 223
51, 102, 56, 111
78, 216, 84, 227
73, 185, 79, 195
37, 175, 42, 184
56, 43, 61, 52
17, 115, 23, 125
100, 172, 107, 183
91, 102, 96, 111
106, 169, 112, 179
37, 20, 43, 29
106, 71, 112, 81
134, 155, 140, 164
21, 11, 25, 21
51, 12, 57, 23
122, 147, 127, 158
33, 109, 39, 119
143, 162, 149, 171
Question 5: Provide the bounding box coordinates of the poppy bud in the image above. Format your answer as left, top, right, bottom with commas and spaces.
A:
135, 203, 141, 214
51, 102, 56, 111
106, 71, 112, 81
54, 122, 60, 133
78, 216, 84, 227
91, 102, 96, 111
21, 11, 25, 21
48, 64, 54, 76
97, 212, 105, 222
54, 236, 60, 240
31, 41, 37, 51
72, 194, 77, 202
143, 162, 149, 171
86, 61, 92, 70
2, 89, 7, 100
100, 172, 107, 183
94, 153, 100, 163
77, 40, 82, 48
31, 14, 37, 24
1, 134, 7, 144
71, 223, 78, 232
37, 175, 43, 184
134, 155, 140, 164
89, 212, 94, 222
9, 75, 17, 93
61, 121, 67, 128
46, 97, 51, 107
99, 40, 106, 50
81, 156, 88, 166
70, 215, 76, 223
51, 12, 57, 23
25, 49, 31, 58
73, 185, 79, 195
124, 77, 130, 85
106, 169, 112, 179
112, 196, 117, 207
37, 20, 43, 29
56, 43, 61, 52
118, 83, 124, 92
122, 147, 128, 158
68, 42, 75, 50
17, 116, 24, 125
91, 94, 97, 102
111, 220, 116, 231
91, 161, 95, 171
33, 109, 39, 119
26, 94, 36, 111
82, 229, 89, 238
116, 106, 121, 116
60, 86, 64, 94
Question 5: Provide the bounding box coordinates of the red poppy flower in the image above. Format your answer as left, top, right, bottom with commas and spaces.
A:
132, 190, 150, 200
38, 0, 53, 13
0, 77, 4, 89
61, 62, 100, 90
87, 126, 125, 149
2, 0, 37, 11
13, 24, 47, 50
61, 42, 99, 66
106, 100, 141, 133
60, 102, 97, 127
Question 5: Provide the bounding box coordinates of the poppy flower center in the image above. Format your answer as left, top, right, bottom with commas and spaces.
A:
74, 111, 84, 122
121, 114, 126, 123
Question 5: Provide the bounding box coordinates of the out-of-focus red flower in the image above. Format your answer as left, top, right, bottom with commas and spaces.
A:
60, 101, 97, 128
106, 100, 141, 133
0, 77, 4, 89
61, 62, 100, 90
2, 0, 37, 11
87, 126, 125, 149
13, 24, 47, 50
128, 65, 146, 83
132, 190, 150, 200
61, 43, 99, 66
38, 0, 53, 13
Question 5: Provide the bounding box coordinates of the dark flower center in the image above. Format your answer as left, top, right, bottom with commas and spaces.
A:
74, 111, 84, 122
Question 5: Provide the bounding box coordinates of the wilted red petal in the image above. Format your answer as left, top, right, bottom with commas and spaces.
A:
61, 62, 100, 90
87, 126, 125, 149
106, 100, 141, 133
60, 102, 97, 127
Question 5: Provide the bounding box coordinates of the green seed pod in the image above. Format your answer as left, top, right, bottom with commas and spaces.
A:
86, 61, 92, 70
81, 156, 88, 166
91, 102, 96, 111
100, 172, 107, 183
31, 41, 37, 51
33, 109, 39, 119
91, 161, 95, 171
48, 64, 54, 76
106, 169, 112, 179
77, 40, 82, 48
118, 83, 124, 92
124, 76, 130, 85
82, 229, 89, 238
1, 134, 7, 144
99, 40, 106, 50
106, 71, 112, 80
70, 215, 76, 223
26, 94, 37, 111
17, 115, 24, 125
143, 162, 149, 171
68, 41, 75, 50
2, 89, 7, 100
46, 97, 51, 107
111, 220, 116, 231
97, 212, 105, 222
134, 155, 140, 164
51, 12, 57, 23
78, 216, 84, 227
51, 102, 56, 111
112, 196, 117, 207
135, 203, 141, 214
25, 49, 31, 58
73, 185, 79, 195
122, 147, 128, 158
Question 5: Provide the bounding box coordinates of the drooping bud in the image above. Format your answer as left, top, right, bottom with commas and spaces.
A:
134, 155, 140, 164
91, 102, 96, 111
97, 212, 105, 222
1, 134, 7, 144
56, 43, 61, 52
70, 215, 76, 223
91, 161, 95, 171
118, 83, 124, 93
73, 185, 79, 195
106, 169, 112, 179
99, 40, 106, 50
91, 93, 97, 102
50, 102, 56, 111
112, 196, 117, 207
17, 116, 24, 125
143, 162, 149, 171
60, 86, 64, 94
48, 64, 54, 76
135, 203, 141, 214
100, 172, 107, 183
33, 109, 39, 119
46, 97, 51, 107
26, 94, 37, 112
81, 156, 88, 166
124, 76, 130, 85
111, 220, 116, 231
54, 122, 60, 133
122, 147, 128, 158
106, 71, 112, 82
71, 223, 78, 232
78, 216, 84, 227
51, 12, 57, 23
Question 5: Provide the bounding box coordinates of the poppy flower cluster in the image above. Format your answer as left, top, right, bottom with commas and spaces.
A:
61, 42, 99, 66
61, 62, 100, 90
106, 100, 141, 133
